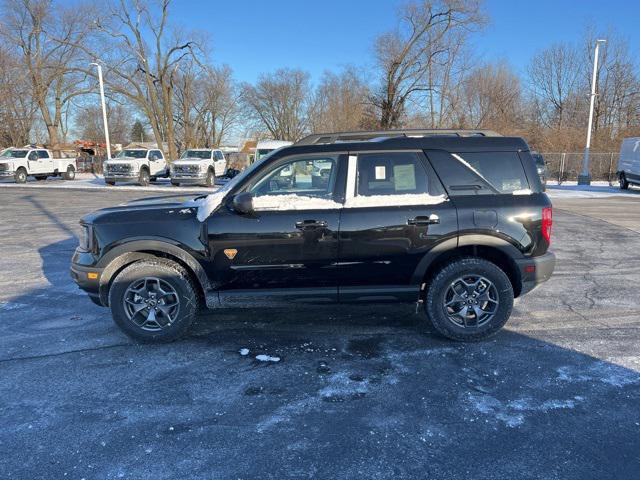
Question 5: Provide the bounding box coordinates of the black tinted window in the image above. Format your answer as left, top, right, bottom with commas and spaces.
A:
357, 152, 436, 196
449, 151, 529, 194
37, 150, 50, 159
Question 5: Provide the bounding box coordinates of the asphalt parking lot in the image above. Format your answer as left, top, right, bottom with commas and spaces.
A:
1, 184, 639, 479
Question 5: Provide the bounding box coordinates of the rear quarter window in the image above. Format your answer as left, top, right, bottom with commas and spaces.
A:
426, 150, 531, 195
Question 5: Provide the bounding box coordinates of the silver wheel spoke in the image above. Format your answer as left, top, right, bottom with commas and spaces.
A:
123, 277, 180, 332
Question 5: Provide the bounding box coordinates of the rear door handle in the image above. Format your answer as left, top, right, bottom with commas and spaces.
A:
407, 214, 440, 226
295, 219, 328, 229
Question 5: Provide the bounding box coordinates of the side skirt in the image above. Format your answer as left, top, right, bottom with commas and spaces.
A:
204, 285, 420, 309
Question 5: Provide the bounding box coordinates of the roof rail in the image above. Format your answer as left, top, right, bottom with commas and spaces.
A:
294, 129, 502, 146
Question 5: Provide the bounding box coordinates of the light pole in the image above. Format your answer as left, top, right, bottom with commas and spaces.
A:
90, 62, 111, 160
578, 39, 606, 186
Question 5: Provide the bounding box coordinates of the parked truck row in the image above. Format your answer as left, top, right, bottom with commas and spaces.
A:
0, 140, 296, 187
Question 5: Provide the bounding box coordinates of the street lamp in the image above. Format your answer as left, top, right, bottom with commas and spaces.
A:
89, 62, 111, 160
578, 39, 606, 186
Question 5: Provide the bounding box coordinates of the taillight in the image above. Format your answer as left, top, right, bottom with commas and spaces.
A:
542, 206, 552, 244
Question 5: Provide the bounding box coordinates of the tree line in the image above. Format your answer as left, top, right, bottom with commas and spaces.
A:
0, 0, 638, 159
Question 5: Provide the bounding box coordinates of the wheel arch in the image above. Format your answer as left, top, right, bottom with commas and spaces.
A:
97, 240, 210, 306
414, 235, 524, 298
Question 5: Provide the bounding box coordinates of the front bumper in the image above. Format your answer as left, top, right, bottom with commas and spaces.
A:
104, 174, 138, 182
0, 171, 16, 177
171, 174, 207, 184
516, 251, 555, 296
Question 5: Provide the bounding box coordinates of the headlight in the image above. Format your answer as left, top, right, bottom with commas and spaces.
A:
199, 163, 208, 172
170, 165, 175, 174
79, 224, 93, 251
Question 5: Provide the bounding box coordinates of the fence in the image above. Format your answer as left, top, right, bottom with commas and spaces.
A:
542, 152, 618, 184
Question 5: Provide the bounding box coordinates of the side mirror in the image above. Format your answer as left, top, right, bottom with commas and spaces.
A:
232, 192, 253, 214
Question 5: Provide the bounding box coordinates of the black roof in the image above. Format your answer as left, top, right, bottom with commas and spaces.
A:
276, 135, 530, 159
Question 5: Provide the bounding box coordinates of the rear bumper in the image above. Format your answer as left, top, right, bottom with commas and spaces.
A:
516, 251, 555, 296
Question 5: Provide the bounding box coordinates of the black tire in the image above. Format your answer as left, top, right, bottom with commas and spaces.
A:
35, 175, 47, 181
149, 176, 157, 183
14, 168, 27, 184
108, 259, 199, 342
171, 181, 180, 187
63, 165, 75, 180
424, 257, 514, 342
105, 180, 116, 186
138, 168, 150, 186
619, 173, 629, 190
205, 169, 215, 187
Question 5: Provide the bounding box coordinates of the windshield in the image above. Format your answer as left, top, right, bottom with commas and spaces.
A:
0, 149, 29, 158
117, 150, 147, 159
181, 150, 211, 160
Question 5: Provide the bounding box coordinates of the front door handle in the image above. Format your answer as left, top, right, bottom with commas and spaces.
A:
295, 219, 328, 229
407, 214, 440, 226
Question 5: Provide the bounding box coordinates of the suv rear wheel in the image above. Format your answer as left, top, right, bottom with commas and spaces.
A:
109, 259, 199, 342
424, 257, 513, 341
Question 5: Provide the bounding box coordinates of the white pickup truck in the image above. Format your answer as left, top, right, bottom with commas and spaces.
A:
103, 148, 169, 186
0, 147, 76, 183
170, 148, 227, 187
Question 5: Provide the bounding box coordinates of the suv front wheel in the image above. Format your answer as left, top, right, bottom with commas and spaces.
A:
424, 257, 514, 341
109, 259, 199, 342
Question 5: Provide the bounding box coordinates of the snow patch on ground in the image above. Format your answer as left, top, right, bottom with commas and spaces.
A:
255, 354, 280, 363
556, 362, 640, 387
546, 181, 640, 199
467, 393, 586, 428
239, 348, 250, 356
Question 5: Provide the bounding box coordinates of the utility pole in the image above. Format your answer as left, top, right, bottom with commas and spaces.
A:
90, 62, 111, 160
578, 39, 606, 186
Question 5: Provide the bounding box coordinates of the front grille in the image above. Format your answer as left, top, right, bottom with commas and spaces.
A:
174, 164, 200, 174
105, 164, 132, 174
0, 163, 9, 172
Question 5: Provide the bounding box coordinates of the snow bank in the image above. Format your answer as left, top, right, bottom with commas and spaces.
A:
253, 194, 342, 211
345, 193, 447, 208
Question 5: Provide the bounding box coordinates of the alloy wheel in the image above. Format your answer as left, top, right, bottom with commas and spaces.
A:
123, 277, 180, 331
443, 275, 499, 328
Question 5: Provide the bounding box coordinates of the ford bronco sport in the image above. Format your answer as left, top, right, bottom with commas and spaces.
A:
71, 130, 555, 342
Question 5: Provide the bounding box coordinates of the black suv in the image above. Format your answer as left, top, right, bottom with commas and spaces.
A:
71, 130, 555, 342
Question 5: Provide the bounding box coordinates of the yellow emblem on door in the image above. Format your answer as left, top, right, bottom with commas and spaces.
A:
224, 249, 238, 260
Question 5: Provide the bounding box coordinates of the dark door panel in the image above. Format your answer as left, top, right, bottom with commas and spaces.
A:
206, 207, 341, 290
337, 204, 457, 286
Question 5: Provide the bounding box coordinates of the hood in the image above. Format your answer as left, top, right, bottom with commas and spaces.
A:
82, 194, 204, 224
104, 158, 144, 165
173, 158, 208, 166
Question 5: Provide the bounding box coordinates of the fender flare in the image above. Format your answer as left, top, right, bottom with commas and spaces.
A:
97, 239, 210, 305
411, 234, 524, 285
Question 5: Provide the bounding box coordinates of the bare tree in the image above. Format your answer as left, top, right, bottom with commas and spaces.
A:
75, 103, 131, 145
308, 67, 371, 133
174, 63, 239, 148
0, 0, 93, 148
0, 46, 36, 146
82, 0, 205, 159
241, 68, 311, 141
527, 42, 583, 129
370, 0, 483, 128
458, 61, 522, 131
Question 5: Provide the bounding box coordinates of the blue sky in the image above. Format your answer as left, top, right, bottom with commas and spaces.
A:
172, 0, 640, 83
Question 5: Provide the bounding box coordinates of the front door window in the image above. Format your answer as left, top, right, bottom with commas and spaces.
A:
249, 156, 341, 210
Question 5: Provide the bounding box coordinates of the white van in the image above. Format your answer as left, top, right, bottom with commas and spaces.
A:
617, 138, 640, 190
254, 140, 293, 163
